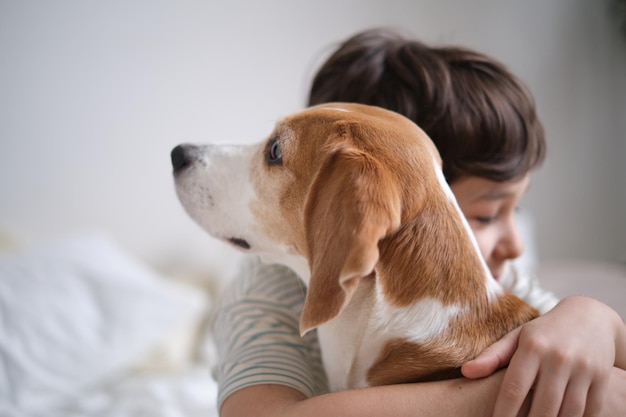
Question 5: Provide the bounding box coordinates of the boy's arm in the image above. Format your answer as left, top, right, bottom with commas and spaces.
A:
221, 340, 626, 417
221, 371, 531, 417
215, 259, 521, 417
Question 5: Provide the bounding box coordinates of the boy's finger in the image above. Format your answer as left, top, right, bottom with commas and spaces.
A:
525, 362, 567, 417
462, 327, 521, 379
493, 351, 537, 417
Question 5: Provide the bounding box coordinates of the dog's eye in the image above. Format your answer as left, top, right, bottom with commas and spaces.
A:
265, 137, 282, 165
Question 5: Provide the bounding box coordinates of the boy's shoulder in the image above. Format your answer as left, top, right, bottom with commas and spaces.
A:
222, 256, 306, 310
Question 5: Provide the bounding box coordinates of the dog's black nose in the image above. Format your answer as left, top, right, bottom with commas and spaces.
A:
171, 145, 192, 173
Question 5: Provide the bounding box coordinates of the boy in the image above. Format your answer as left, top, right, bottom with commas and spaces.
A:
215, 29, 626, 417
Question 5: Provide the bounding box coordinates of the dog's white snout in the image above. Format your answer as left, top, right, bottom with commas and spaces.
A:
172, 141, 262, 253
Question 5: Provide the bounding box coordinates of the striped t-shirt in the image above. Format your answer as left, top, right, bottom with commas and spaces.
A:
214, 256, 559, 408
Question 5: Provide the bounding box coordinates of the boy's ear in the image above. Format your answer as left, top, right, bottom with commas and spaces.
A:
299, 145, 401, 336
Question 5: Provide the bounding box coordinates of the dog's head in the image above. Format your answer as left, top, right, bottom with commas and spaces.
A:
172, 103, 444, 334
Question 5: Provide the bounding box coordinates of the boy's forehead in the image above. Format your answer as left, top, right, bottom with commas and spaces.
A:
452, 175, 530, 203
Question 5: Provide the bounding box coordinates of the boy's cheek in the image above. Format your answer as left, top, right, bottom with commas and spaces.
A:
470, 229, 494, 263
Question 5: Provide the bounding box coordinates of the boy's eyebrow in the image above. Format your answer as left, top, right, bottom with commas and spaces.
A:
474, 181, 531, 202
475, 189, 515, 201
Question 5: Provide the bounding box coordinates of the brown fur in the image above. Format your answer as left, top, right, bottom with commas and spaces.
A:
367, 293, 537, 385
251, 103, 538, 384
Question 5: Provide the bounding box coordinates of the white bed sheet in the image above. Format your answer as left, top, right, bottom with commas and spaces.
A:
0, 234, 219, 417
47, 368, 219, 417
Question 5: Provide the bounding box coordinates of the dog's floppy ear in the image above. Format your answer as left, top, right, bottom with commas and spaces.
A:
300, 144, 401, 335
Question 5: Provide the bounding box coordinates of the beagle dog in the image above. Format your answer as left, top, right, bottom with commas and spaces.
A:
171, 103, 538, 391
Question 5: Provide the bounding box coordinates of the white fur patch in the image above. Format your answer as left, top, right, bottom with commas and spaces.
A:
374, 289, 464, 343
432, 157, 502, 299
176, 145, 254, 234
322, 106, 352, 113
328, 289, 465, 389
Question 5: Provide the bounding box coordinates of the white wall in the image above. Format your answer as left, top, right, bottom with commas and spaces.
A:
1, 0, 624, 280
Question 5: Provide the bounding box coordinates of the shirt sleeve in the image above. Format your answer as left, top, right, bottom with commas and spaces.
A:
213, 256, 328, 409
501, 264, 559, 314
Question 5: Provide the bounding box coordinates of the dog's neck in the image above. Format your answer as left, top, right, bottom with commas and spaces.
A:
261, 252, 311, 283
376, 193, 500, 307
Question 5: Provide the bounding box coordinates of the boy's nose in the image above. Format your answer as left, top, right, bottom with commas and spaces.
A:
496, 221, 525, 261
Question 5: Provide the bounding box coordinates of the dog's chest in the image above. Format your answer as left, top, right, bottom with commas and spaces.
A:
317, 279, 463, 391
316, 280, 380, 390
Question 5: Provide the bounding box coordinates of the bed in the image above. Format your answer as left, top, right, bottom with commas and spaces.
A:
1, 233, 624, 417
0, 234, 219, 417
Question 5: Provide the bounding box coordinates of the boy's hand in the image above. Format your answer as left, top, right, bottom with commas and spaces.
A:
462, 296, 622, 417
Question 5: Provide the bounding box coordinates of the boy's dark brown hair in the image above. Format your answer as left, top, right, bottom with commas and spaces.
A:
308, 29, 546, 183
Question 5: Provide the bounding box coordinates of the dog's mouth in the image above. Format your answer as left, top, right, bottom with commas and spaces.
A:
227, 237, 251, 250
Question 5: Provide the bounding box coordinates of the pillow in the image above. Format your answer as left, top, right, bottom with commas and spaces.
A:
0, 234, 209, 416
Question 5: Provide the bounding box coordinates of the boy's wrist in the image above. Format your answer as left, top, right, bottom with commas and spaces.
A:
612, 312, 626, 369
604, 367, 626, 416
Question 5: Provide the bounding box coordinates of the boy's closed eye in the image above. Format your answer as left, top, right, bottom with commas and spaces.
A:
474, 215, 498, 225
472, 206, 521, 225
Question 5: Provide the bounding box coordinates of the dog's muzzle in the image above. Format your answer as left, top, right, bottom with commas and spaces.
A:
170, 143, 253, 252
